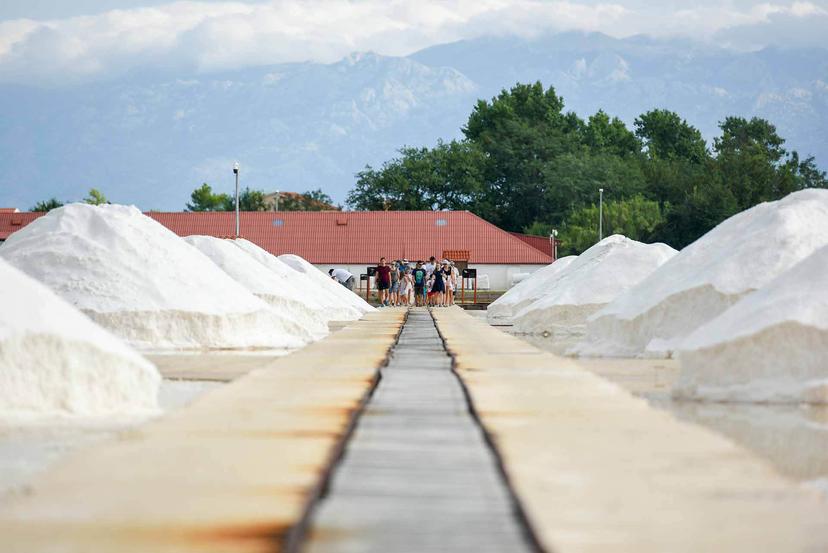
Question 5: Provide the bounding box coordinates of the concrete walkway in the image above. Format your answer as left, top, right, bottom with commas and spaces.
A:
304, 308, 534, 553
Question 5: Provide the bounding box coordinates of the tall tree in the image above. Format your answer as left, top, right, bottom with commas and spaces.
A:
462, 82, 583, 230
186, 183, 231, 211
634, 109, 707, 163
31, 198, 64, 212
83, 188, 108, 205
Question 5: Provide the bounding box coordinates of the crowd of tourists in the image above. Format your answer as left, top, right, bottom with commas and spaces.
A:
330, 257, 461, 307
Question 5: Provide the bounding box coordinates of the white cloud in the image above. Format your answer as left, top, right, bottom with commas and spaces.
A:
0, 0, 825, 85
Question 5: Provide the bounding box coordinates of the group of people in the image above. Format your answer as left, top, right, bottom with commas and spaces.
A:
329, 257, 461, 307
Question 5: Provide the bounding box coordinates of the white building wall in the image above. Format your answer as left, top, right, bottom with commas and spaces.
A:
313, 263, 548, 291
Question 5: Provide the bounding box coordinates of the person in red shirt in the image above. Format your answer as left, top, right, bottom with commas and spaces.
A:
375, 257, 392, 307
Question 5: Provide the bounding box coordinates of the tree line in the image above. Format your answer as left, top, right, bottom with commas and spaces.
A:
32, 188, 108, 211
347, 82, 827, 254
185, 184, 337, 212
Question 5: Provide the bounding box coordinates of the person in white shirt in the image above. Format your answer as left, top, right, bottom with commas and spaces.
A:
329, 268, 356, 291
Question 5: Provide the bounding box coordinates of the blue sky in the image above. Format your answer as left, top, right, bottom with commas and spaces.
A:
1, 1, 826, 86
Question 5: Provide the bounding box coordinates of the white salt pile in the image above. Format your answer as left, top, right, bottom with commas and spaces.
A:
576, 189, 828, 358
487, 256, 576, 325
233, 239, 363, 321
0, 258, 160, 417
674, 243, 828, 404
0, 204, 310, 350
183, 236, 329, 339
512, 236, 676, 343
278, 253, 374, 314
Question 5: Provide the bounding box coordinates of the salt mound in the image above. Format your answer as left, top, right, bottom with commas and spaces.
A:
487, 256, 576, 325
183, 236, 329, 339
278, 253, 373, 314
0, 204, 309, 350
578, 189, 828, 358
0, 258, 160, 417
674, 244, 828, 404
512, 236, 676, 344
232, 239, 363, 321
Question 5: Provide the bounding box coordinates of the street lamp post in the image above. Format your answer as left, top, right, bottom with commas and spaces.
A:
233, 162, 240, 238
598, 188, 604, 241
550, 229, 558, 261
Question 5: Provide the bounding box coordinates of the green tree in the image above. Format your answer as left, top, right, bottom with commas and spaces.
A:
583, 110, 641, 157
31, 198, 64, 212
462, 82, 583, 230
83, 188, 108, 205
347, 141, 487, 212
555, 195, 667, 255
186, 183, 231, 211
221, 187, 268, 211
635, 109, 707, 163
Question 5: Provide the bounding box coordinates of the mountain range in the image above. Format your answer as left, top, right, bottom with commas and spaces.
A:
1, 31, 826, 210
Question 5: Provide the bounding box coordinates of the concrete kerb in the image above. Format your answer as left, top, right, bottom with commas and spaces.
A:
0, 308, 407, 553
430, 306, 828, 553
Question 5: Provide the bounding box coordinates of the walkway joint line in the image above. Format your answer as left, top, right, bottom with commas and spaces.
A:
281, 308, 410, 553
428, 307, 547, 553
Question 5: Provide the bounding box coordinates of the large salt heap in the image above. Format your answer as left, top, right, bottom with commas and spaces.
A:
486, 256, 576, 325
0, 204, 310, 350
0, 258, 160, 417
278, 253, 374, 314
233, 239, 363, 321
577, 189, 828, 358
183, 236, 329, 339
512, 235, 676, 342
674, 243, 828, 404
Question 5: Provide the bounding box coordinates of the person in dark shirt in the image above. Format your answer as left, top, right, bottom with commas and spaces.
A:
412, 261, 427, 306
375, 257, 392, 307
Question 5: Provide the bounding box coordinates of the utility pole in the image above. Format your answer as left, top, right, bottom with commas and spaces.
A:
598, 188, 604, 241
233, 162, 240, 238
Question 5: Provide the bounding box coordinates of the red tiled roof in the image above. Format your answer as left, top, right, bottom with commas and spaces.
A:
0, 210, 552, 264
0, 212, 43, 240
509, 232, 559, 260
0, 208, 19, 213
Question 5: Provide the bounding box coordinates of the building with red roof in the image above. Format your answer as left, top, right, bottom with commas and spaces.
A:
0, 209, 553, 289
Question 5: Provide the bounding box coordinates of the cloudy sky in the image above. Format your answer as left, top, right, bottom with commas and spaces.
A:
1, 0, 826, 85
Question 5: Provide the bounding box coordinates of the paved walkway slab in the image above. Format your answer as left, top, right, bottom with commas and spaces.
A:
433, 306, 828, 553
304, 308, 534, 553
0, 309, 405, 553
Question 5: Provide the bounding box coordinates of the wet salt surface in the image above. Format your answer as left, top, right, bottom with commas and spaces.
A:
476, 312, 828, 492
0, 379, 222, 501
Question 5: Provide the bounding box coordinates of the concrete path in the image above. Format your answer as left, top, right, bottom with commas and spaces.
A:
304, 308, 534, 553
433, 306, 828, 553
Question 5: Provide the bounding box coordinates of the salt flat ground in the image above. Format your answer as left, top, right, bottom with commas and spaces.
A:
472, 310, 828, 490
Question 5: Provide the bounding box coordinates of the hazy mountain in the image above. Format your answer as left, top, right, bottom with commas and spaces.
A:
1, 32, 826, 210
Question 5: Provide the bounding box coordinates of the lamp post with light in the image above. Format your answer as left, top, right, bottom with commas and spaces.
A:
550, 229, 558, 261
598, 188, 604, 242
233, 162, 240, 238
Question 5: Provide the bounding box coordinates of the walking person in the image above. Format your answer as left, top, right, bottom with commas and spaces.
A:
399, 268, 413, 306
390, 260, 401, 306
412, 261, 426, 306
431, 260, 446, 307
329, 268, 356, 291
374, 257, 392, 307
